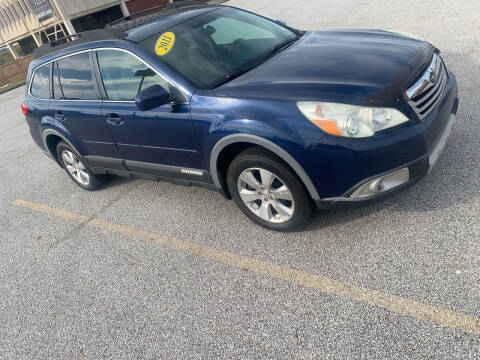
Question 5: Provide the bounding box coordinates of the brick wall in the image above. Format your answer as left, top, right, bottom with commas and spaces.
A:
126, 0, 209, 14
0, 55, 32, 88
126, 0, 169, 14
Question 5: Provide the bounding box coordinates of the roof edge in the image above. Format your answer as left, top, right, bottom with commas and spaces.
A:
33, 29, 127, 60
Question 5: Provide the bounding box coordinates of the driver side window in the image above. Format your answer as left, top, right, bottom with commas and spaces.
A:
96, 49, 169, 101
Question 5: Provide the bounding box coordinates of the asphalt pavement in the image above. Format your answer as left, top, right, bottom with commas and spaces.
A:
1, 0, 480, 358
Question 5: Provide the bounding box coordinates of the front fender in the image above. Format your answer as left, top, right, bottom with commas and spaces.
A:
191, 95, 322, 201
210, 133, 321, 202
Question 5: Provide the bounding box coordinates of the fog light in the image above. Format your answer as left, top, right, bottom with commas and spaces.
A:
350, 168, 409, 199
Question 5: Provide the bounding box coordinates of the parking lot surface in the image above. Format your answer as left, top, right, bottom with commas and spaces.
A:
1, 0, 480, 359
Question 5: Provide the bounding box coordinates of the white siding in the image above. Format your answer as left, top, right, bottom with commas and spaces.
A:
0, 0, 124, 46
0, 0, 52, 44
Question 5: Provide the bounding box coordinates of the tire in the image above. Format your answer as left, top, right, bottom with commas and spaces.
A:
56, 141, 107, 191
227, 147, 312, 232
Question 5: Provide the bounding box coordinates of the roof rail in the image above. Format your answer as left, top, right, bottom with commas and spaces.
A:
33, 29, 128, 60
49, 33, 82, 46
108, 0, 207, 28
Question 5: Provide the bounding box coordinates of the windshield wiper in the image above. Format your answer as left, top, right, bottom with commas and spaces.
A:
262, 35, 301, 60
208, 35, 301, 89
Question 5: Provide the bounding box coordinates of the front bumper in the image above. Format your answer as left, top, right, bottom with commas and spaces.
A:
314, 76, 458, 210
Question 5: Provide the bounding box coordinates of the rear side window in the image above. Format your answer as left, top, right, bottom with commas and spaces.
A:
96, 49, 169, 101
54, 52, 99, 100
30, 64, 50, 99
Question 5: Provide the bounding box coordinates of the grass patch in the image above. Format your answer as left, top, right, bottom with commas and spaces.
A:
0, 79, 26, 94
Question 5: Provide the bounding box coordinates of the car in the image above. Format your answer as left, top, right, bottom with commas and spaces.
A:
22, 1, 458, 232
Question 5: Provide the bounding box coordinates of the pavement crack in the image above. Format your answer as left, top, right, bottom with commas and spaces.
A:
46, 180, 142, 249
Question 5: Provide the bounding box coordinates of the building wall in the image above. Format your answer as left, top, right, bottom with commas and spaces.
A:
126, 0, 170, 14
0, 53, 31, 86
126, 0, 210, 14
59, 0, 124, 18
71, 4, 124, 32
0, 0, 54, 45
0, 0, 126, 47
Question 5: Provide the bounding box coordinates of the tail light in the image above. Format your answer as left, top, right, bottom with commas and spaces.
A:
21, 102, 28, 116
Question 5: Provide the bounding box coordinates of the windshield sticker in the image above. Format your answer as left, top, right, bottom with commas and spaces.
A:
155, 32, 176, 56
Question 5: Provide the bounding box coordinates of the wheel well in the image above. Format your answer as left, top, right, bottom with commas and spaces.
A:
45, 134, 63, 165
215, 142, 312, 201
216, 142, 254, 198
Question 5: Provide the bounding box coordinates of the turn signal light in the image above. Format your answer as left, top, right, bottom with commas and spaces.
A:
311, 105, 343, 136
21, 103, 28, 116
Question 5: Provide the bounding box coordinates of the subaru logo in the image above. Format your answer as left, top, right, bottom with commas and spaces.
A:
429, 71, 438, 84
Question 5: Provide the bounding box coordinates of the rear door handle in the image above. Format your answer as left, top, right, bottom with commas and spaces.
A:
106, 114, 124, 126
54, 111, 66, 121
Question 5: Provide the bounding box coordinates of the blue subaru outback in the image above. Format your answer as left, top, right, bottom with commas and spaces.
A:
22, 2, 458, 231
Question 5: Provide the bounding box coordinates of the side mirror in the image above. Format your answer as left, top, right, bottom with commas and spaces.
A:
135, 85, 170, 111
275, 19, 287, 26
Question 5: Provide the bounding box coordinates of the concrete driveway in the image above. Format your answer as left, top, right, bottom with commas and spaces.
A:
1, 0, 479, 358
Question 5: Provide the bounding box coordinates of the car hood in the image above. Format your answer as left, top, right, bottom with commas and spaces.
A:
215, 30, 435, 106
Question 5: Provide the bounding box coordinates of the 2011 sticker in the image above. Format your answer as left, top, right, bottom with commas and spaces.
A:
155, 32, 176, 56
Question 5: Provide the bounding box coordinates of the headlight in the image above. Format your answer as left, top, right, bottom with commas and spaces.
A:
297, 102, 409, 138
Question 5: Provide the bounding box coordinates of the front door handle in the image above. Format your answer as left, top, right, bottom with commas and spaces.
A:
54, 111, 66, 121
106, 114, 124, 126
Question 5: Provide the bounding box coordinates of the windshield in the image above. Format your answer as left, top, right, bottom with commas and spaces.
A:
139, 7, 298, 89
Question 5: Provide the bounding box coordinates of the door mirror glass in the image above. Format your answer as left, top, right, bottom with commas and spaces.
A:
135, 85, 170, 111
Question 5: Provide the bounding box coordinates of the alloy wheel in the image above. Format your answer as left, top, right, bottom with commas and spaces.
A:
237, 168, 295, 223
61, 150, 90, 186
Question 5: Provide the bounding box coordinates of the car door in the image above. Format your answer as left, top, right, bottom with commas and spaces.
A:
95, 48, 207, 181
50, 51, 124, 169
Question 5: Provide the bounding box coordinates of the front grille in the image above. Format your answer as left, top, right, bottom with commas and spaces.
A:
406, 54, 447, 120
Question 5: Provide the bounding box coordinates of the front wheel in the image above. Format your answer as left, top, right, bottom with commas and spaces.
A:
227, 148, 312, 232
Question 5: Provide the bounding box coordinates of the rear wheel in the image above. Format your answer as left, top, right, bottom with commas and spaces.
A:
227, 148, 312, 232
56, 141, 107, 191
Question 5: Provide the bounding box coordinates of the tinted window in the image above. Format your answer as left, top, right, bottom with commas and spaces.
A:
55, 52, 99, 100
30, 64, 50, 99
139, 7, 297, 89
97, 50, 169, 101
209, 17, 276, 45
